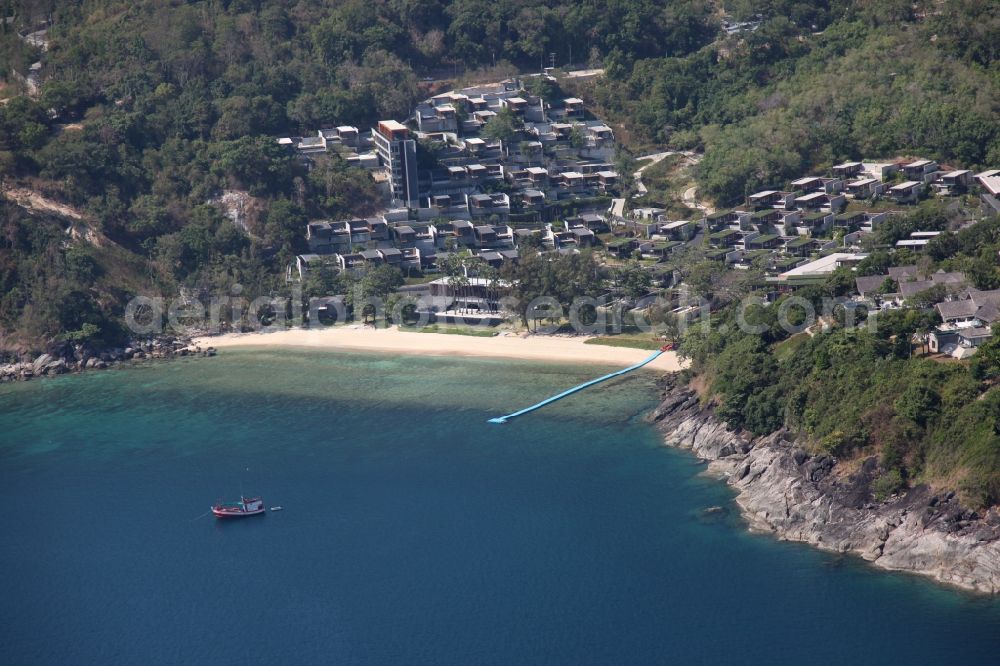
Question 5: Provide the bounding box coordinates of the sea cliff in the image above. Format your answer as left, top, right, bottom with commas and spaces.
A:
649, 376, 1000, 594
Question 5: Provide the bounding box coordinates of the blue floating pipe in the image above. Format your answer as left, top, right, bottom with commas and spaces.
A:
488, 348, 667, 424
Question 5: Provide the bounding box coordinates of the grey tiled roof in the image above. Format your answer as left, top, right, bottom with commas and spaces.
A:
856, 274, 890, 296
936, 300, 979, 320
898, 279, 935, 298
888, 265, 918, 280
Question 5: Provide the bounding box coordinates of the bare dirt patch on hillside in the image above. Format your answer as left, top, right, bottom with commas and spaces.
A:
2, 185, 116, 248
3, 186, 85, 220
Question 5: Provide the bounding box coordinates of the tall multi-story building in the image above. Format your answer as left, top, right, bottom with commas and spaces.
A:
372, 120, 419, 208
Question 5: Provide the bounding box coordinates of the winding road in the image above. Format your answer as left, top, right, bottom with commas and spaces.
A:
632, 152, 678, 196
683, 185, 714, 214
609, 150, 710, 218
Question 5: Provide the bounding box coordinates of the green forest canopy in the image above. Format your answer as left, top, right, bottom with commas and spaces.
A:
592, 0, 1000, 204
0, 0, 998, 346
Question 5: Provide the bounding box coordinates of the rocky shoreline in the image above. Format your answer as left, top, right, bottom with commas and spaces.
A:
0, 336, 216, 382
649, 376, 1000, 594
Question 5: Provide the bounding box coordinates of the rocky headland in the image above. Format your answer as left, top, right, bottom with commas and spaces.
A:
0, 336, 216, 382
649, 376, 1000, 594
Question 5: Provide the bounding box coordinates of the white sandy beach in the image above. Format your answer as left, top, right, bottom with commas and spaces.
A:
193, 326, 685, 372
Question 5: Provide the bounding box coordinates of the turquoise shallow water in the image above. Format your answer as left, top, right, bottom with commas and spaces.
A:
1, 349, 999, 664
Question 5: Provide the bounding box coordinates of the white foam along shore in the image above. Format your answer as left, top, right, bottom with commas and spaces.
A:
193, 326, 685, 372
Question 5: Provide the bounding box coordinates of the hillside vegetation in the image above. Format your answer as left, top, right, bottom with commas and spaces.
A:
0, 0, 998, 351
0, 0, 719, 349
680, 209, 1000, 508
592, 0, 1000, 204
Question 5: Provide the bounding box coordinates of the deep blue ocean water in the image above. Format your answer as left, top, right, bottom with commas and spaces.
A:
1, 349, 999, 665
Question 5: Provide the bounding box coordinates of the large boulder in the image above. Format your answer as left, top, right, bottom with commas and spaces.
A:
44, 359, 67, 375
32, 353, 53, 373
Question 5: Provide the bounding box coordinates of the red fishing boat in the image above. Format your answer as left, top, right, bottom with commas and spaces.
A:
211, 496, 265, 518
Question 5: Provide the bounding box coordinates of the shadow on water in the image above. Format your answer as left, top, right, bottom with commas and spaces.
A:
211, 515, 268, 532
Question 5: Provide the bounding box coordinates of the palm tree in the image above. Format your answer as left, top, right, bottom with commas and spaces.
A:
461, 257, 487, 315
440, 253, 468, 314
479, 263, 500, 314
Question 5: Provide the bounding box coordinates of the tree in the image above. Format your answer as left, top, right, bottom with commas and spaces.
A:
712, 334, 783, 435
439, 252, 473, 314
613, 261, 652, 299
63, 246, 100, 283
262, 200, 307, 259
504, 248, 600, 329
482, 107, 523, 145
523, 75, 562, 102
212, 95, 285, 141
648, 305, 680, 340
303, 261, 349, 300
0, 151, 15, 185
478, 262, 502, 314
307, 158, 380, 218
906, 284, 948, 308
359, 264, 404, 301
895, 381, 940, 427
855, 251, 893, 277
825, 266, 857, 297
971, 324, 1000, 379
877, 277, 898, 295
212, 136, 293, 196
127, 195, 175, 242
344, 264, 404, 324
684, 260, 724, 301
873, 469, 905, 500
518, 232, 543, 250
